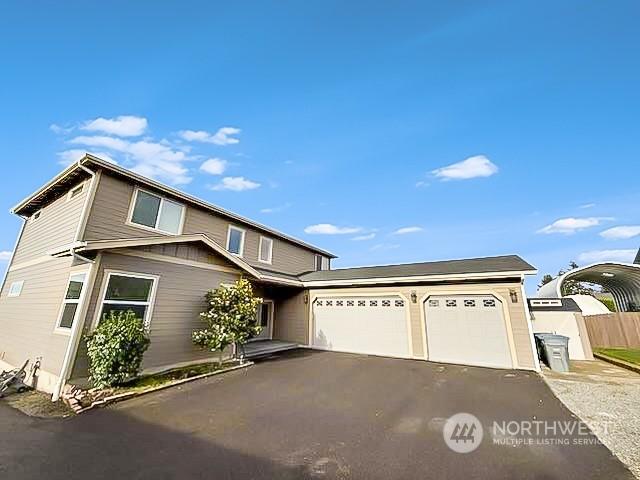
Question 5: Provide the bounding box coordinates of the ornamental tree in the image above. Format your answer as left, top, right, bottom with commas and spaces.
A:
192, 279, 262, 364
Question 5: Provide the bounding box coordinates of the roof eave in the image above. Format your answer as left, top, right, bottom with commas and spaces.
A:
11, 154, 336, 258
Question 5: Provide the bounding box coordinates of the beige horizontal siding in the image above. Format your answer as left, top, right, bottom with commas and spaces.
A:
12, 181, 87, 264
0, 257, 75, 376
83, 172, 319, 275
71, 251, 241, 379
307, 282, 537, 370
273, 290, 309, 344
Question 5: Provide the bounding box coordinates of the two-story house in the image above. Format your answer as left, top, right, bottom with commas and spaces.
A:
0, 154, 540, 399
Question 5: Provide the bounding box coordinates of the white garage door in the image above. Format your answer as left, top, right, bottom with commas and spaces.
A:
312, 296, 410, 358
425, 295, 513, 369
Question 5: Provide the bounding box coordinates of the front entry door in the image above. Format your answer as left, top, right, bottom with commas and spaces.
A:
253, 301, 273, 341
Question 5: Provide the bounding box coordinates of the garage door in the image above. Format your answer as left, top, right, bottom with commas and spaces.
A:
312, 296, 410, 357
424, 295, 513, 368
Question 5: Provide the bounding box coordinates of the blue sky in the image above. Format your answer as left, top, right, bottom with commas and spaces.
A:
1, 1, 639, 294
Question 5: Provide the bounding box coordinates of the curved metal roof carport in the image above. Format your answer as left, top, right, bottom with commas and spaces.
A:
536, 262, 640, 312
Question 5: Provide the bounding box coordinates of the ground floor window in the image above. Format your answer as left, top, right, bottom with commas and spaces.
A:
56, 272, 88, 331
98, 272, 157, 326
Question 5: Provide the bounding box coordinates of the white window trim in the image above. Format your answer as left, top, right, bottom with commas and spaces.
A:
92, 270, 160, 331
226, 225, 246, 257
66, 182, 85, 202
315, 254, 327, 271
7, 280, 24, 297
53, 270, 90, 335
258, 236, 273, 264
126, 187, 186, 236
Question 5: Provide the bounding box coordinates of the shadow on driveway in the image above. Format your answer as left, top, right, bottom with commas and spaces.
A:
0, 350, 634, 479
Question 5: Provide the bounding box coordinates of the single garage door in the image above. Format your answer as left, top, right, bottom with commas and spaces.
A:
424, 295, 513, 368
312, 296, 410, 358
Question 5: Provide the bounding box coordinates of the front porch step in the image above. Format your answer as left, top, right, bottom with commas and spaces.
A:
242, 340, 299, 359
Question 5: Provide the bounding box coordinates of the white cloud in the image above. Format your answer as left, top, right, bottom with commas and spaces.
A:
393, 226, 423, 235
352, 233, 376, 241
50, 123, 74, 135
70, 135, 192, 185
0, 251, 12, 261
57, 149, 117, 166
432, 155, 498, 181
81, 115, 147, 137
209, 176, 260, 191
260, 203, 292, 214
304, 224, 362, 235
370, 243, 400, 252
579, 203, 596, 209
577, 249, 637, 264
415, 181, 429, 188
600, 225, 640, 240
537, 217, 608, 235
199, 158, 227, 175
179, 127, 240, 145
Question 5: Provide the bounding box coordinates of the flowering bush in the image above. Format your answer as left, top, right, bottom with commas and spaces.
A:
192, 279, 262, 360
85, 310, 150, 388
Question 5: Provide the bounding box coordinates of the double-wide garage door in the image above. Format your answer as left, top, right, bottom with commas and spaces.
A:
312, 293, 514, 369
312, 296, 410, 358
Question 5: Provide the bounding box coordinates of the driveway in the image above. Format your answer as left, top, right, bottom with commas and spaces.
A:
0, 350, 633, 479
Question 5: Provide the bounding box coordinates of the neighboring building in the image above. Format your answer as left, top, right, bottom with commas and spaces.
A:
537, 255, 640, 312
0, 154, 540, 399
528, 298, 593, 360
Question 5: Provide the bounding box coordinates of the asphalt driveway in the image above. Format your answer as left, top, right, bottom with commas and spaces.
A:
0, 350, 634, 479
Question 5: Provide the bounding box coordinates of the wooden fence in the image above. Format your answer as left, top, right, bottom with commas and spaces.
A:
584, 313, 640, 348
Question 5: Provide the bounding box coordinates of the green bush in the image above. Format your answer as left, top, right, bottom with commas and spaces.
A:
599, 297, 616, 312
85, 310, 151, 388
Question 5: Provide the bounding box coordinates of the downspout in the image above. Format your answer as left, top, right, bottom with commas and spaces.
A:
52, 160, 98, 401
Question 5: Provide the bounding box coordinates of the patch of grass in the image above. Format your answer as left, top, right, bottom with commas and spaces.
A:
2, 390, 74, 418
594, 348, 640, 366
117, 360, 241, 394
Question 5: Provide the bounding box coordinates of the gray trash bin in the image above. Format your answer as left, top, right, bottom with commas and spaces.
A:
539, 334, 570, 372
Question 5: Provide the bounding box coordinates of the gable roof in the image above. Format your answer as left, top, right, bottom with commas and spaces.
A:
11, 154, 336, 258
300, 255, 537, 284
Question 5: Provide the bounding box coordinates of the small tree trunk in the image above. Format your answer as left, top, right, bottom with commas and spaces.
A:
218, 349, 223, 367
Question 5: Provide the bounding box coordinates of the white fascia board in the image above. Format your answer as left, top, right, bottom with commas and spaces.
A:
301, 269, 538, 287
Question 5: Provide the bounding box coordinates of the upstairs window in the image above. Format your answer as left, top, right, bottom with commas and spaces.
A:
67, 183, 84, 201
315, 255, 329, 271
8, 280, 24, 297
129, 189, 185, 235
258, 236, 273, 264
226, 226, 246, 256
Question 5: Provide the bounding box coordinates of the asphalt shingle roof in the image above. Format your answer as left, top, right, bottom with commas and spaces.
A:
299, 255, 536, 282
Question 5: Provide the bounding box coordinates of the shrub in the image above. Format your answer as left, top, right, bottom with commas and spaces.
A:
192, 279, 262, 362
86, 310, 151, 388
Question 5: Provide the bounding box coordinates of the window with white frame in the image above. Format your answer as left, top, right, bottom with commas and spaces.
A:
7, 280, 24, 297
67, 183, 84, 201
315, 255, 329, 271
129, 189, 185, 235
226, 226, 245, 256
98, 273, 156, 326
56, 273, 87, 329
258, 236, 273, 264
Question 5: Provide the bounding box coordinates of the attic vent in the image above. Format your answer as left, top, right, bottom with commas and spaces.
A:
530, 299, 562, 307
